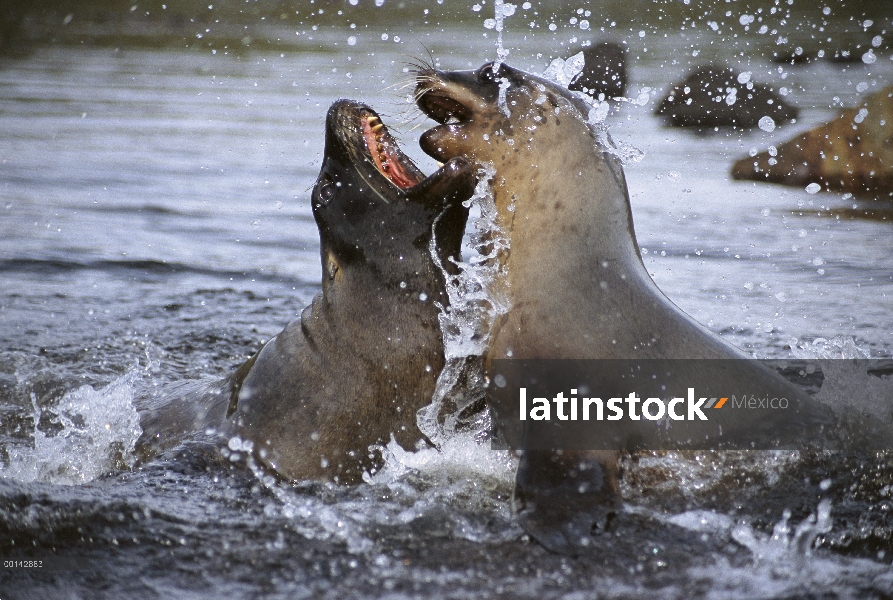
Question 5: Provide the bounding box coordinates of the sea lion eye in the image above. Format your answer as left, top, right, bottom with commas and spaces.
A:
318, 180, 335, 205
476, 61, 504, 83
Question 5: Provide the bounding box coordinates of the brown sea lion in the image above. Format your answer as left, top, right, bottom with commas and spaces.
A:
415, 61, 833, 553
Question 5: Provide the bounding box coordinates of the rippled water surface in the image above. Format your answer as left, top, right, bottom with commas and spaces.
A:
2, 13, 893, 600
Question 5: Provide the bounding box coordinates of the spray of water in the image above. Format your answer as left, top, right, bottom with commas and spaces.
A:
540, 51, 645, 166
0, 370, 143, 484
419, 164, 510, 448
485, 0, 516, 117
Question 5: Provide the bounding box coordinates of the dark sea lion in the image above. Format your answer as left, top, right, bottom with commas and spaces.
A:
137, 100, 475, 484
656, 64, 798, 129
415, 61, 833, 553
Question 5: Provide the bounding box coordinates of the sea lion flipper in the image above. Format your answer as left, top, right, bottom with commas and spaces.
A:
514, 448, 620, 556
226, 348, 261, 418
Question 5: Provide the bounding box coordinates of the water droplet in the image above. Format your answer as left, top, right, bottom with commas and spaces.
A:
805, 182, 822, 194
758, 116, 776, 132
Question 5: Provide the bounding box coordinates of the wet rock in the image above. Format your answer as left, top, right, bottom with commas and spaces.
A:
770, 46, 819, 65
770, 32, 890, 66
655, 64, 798, 129
568, 41, 627, 99
731, 86, 893, 198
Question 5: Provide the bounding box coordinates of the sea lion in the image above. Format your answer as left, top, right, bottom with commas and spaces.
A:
415, 61, 833, 553
137, 100, 475, 484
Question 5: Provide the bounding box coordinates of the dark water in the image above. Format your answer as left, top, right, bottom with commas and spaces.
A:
2, 11, 893, 599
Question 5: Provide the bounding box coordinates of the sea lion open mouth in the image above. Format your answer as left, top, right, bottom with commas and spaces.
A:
325, 100, 475, 206
360, 111, 422, 189
416, 93, 473, 125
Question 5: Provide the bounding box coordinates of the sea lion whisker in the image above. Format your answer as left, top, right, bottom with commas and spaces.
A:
403, 51, 434, 72
382, 78, 416, 91
406, 121, 427, 133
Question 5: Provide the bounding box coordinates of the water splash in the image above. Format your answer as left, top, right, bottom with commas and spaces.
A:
420, 164, 510, 447
731, 500, 833, 561
242, 432, 518, 556
488, 0, 515, 69
542, 51, 585, 87
0, 370, 142, 484
790, 335, 872, 360
676, 500, 890, 599
486, 0, 515, 117
541, 52, 645, 166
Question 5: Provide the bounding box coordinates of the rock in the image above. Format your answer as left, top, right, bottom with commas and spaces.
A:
770, 46, 819, 65
731, 86, 893, 198
655, 64, 798, 128
568, 41, 628, 99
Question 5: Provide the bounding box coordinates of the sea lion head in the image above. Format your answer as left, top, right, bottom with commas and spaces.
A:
312, 100, 475, 284
415, 61, 603, 177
